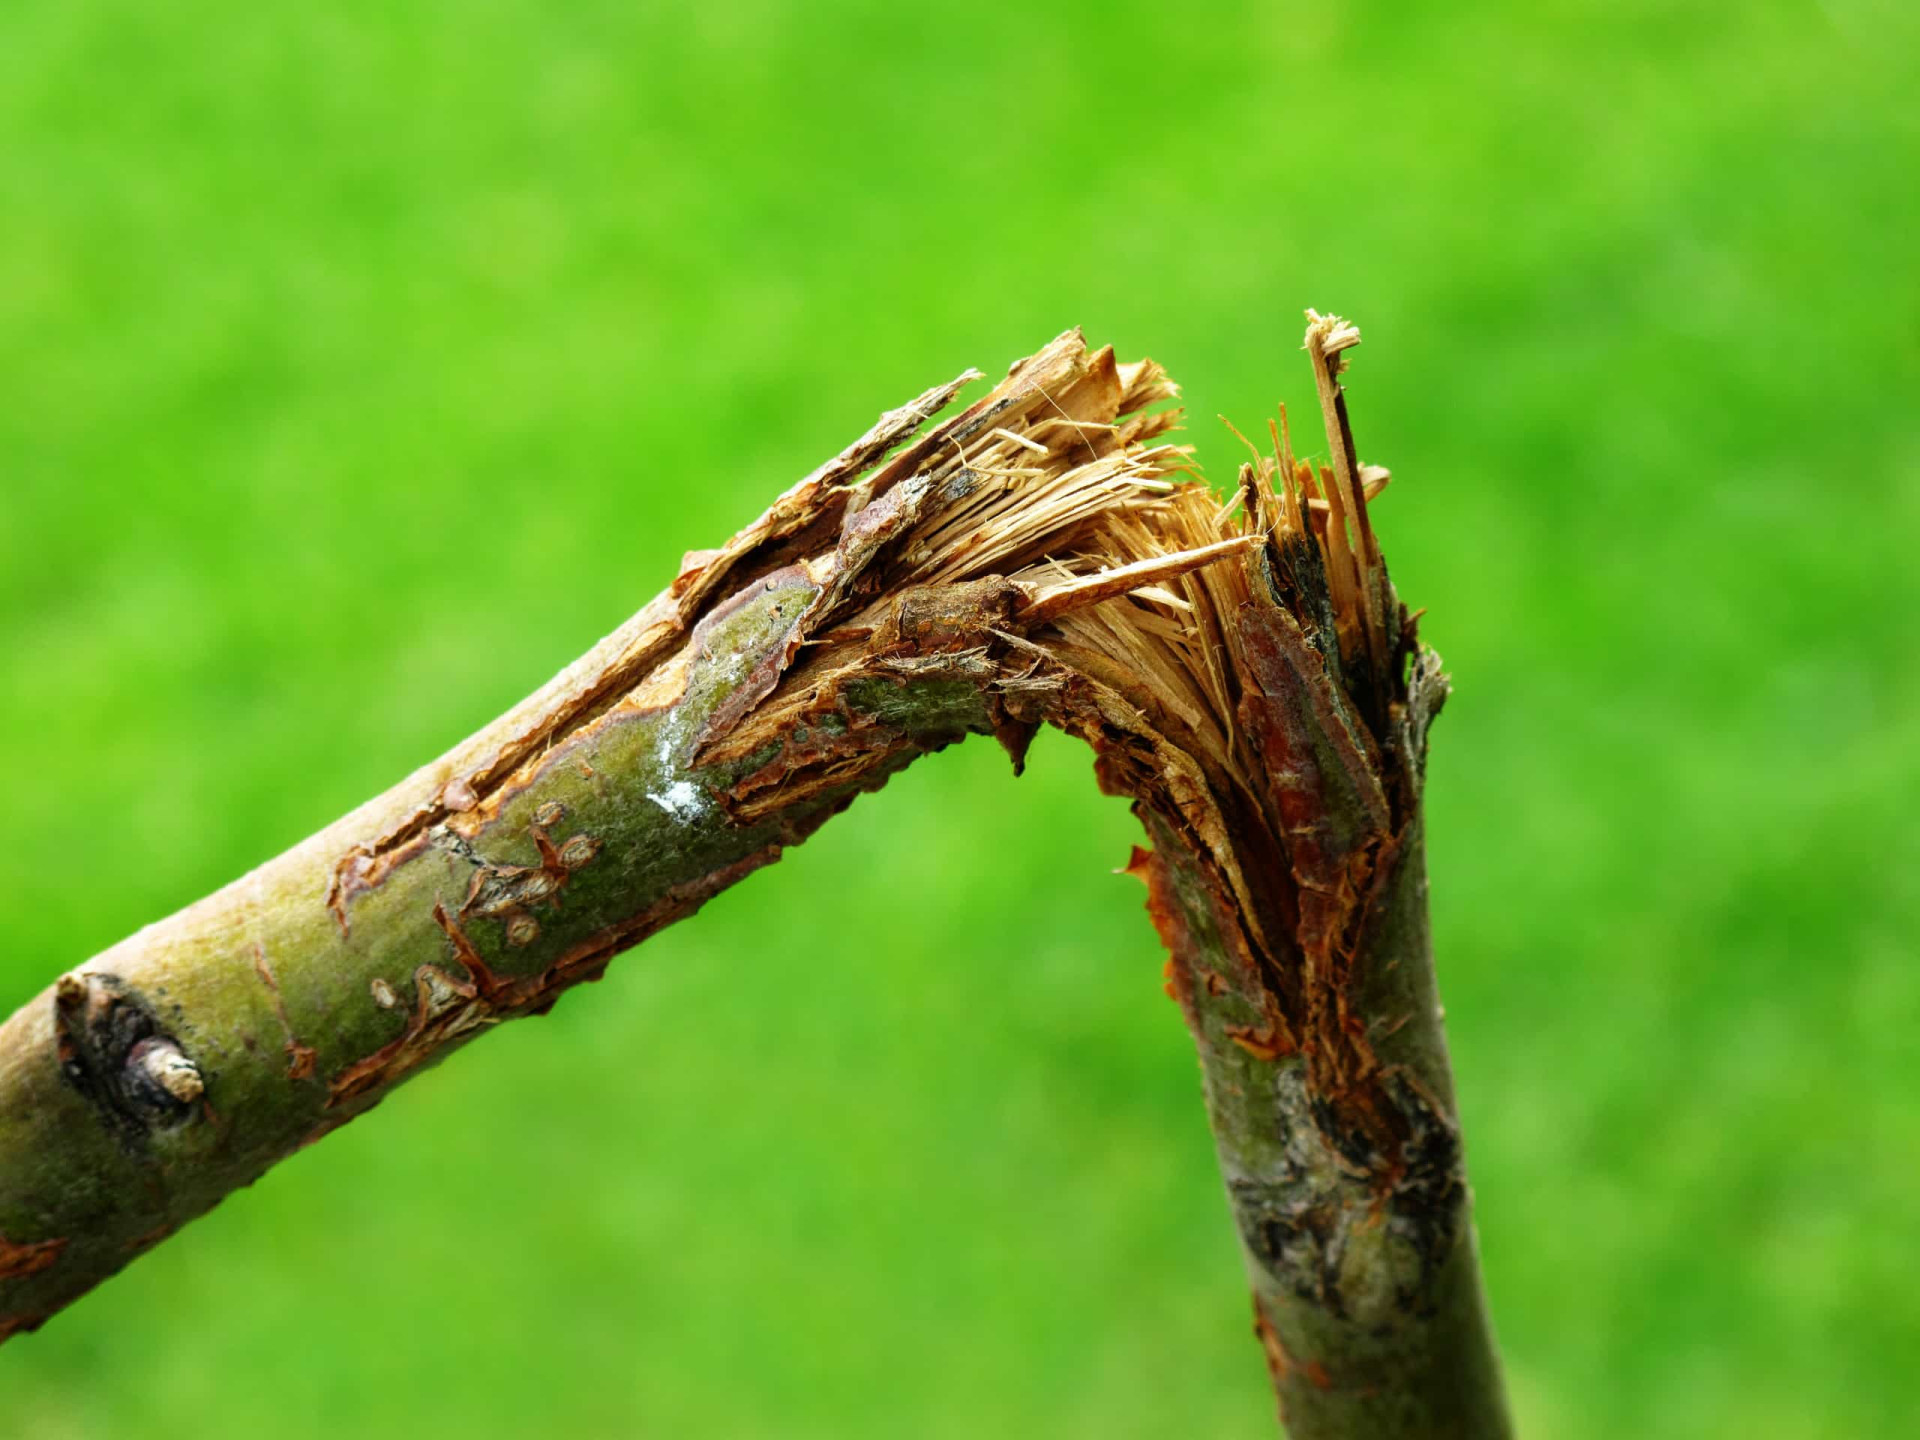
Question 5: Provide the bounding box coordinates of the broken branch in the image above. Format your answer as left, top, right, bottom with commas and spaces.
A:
0, 319, 1510, 1437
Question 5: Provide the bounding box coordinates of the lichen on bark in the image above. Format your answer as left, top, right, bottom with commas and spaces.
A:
0, 316, 1509, 1437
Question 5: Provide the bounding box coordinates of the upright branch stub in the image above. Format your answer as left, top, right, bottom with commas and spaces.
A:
0, 314, 1506, 1437
1072, 313, 1506, 1437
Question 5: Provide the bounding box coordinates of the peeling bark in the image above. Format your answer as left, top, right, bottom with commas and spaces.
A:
0, 318, 1509, 1438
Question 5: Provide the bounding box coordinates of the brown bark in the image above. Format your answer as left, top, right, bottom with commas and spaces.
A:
0, 318, 1509, 1436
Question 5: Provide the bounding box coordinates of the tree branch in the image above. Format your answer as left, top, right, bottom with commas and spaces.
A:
0, 318, 1510, 1437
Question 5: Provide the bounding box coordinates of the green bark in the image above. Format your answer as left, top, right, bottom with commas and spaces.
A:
0, 568, 952, 1334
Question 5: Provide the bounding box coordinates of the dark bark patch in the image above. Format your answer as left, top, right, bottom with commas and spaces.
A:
1375, 1072, 1466, 1307
1230, 1171, 1349, 1316
1226, 1065, 1467, 1322
52, 972, 203, 1150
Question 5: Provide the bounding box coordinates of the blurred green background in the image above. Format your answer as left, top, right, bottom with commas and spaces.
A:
2, 2, 1915, 1435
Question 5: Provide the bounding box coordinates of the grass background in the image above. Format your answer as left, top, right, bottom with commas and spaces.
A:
2, 2, 1916, 1434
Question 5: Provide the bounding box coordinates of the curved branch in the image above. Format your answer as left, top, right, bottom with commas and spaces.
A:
0, 320, 1510, 1437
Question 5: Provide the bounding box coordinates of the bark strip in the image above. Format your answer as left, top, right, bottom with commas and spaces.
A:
0, 318, 1509, 1437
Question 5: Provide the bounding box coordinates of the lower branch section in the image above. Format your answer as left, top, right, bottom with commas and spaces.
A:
0, 317, 1510, 1437
1141, 831, 1508, 1438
